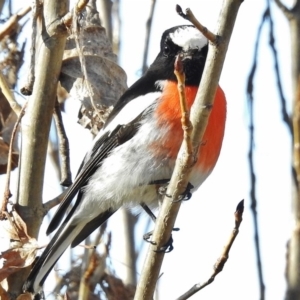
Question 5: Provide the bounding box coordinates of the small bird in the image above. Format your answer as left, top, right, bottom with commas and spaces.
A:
23, 24, 226, 295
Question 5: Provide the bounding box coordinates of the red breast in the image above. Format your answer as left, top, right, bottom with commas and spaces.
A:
153, 81, 226, 173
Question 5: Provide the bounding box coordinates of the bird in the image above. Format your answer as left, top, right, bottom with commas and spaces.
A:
23, 24, 226, 296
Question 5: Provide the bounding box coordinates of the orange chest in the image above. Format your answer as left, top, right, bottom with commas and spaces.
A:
153, 81, 226, 172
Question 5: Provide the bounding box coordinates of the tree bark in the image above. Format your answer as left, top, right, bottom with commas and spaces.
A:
285, 1, 300, 299
6, 0, 69, 297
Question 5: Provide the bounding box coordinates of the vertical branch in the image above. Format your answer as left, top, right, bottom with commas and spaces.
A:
1, 103, 27, 217
6, 0, 69, 296
53, 100, 72, 186
275, 1, 300, 299
266, 0, 291, 133
97, 0, 113, 42
141, 0, 157, 74
21, 1, 41, 96
120, 210, 138, 286
0, 6, 31, 40
246, 8, 268, 300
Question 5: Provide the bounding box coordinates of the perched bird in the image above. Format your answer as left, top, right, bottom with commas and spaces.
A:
23, 24, 226, 295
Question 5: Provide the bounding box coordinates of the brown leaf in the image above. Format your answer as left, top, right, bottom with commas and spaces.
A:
10, 209, 32, 243
0, 240, 38, 281
0, 209, 32, 243
0, 209, 38, 281
60, 4, 127, 135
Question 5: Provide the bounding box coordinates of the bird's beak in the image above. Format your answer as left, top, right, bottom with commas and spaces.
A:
179, 48, 199, 61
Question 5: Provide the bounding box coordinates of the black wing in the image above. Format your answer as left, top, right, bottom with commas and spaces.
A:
46, 117, 142, 235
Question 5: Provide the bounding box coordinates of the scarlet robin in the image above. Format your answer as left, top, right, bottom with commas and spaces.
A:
23, 24, 226, 296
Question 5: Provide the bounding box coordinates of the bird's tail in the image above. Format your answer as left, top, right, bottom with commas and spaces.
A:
23, 221, 85, 295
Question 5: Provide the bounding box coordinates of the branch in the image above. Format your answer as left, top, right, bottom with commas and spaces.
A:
266, 6, 292, 133
21, 1, 42, 96
6, 0, 69, 296
142, 0, 157, 74
176, 5, 220, 45
134, 54, 191, 300
43, 189, 68, 213
0, 71, 22, 115
61, 0, 90, 27
134, 2, 243, 299
176, 200, 244, 300
53, 100, 72, 186
0, 103, 27, 219
97, 0, 113, 42
0, 6, 31, 40
246, 8, 267, 300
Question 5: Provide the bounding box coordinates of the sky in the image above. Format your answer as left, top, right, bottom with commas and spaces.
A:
0, 0, 295, 299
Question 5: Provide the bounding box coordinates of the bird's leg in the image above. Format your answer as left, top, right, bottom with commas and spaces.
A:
140, 180, 194, 251
140, 200, 179, 253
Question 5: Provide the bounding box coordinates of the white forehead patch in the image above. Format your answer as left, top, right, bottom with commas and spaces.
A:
170, 26, 207, 51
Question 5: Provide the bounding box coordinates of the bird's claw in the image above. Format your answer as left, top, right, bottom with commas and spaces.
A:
155, 236, 174, 253
143, 228, 179, 253
159, 182, 194, 202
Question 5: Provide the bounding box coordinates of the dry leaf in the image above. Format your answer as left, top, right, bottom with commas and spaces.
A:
0, 209, 32, 243
0, 239, 38, 281
60, 4, 127, 135
0, 217, 20, 241
0, 209, 38, 281
10, 209, 32, 243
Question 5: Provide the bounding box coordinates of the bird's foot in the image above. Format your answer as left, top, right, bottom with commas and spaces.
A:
143, 227, 180, 253
157, 182, 194, 202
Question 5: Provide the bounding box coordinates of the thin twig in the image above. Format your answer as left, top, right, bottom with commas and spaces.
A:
0, 6, 31, 40
78, 250, 101, 300
175, 55, 193, 155
21, 1, 42, 96
134, 53, 193, 300
176, 5, 220, 45
43, 189, 68, 213
246, 8, 268, 300
97, 0, 113, 42
266, 3, 292, 134
176, 200, 244, 300
142, 0, 157, 74
53, 100, 72, 186
0, 102, 27, 219
0, 71, 22, 115
61, 0, 89, 27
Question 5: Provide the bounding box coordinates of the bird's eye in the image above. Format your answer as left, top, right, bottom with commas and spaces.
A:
163, 45, 170, 57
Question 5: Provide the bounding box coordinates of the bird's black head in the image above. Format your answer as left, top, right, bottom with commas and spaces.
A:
148, 25, 208, 86
106, 25, 208, 125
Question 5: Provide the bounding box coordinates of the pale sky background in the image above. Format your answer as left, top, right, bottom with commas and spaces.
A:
1, 0, 295, 299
